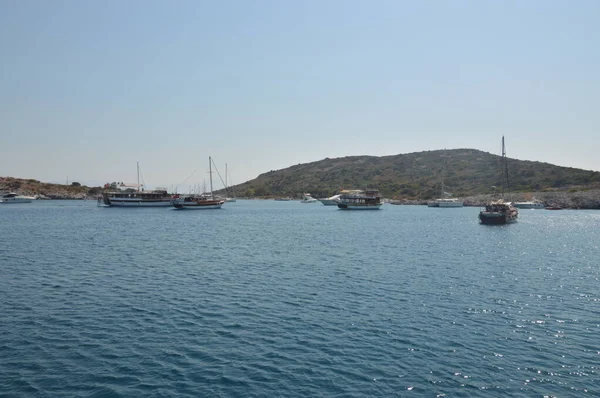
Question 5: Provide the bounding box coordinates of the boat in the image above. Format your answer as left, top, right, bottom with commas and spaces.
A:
172, 194, 224, 209
0, 192, 36, 203
319, 194, 341, 205
479, 200, 518, 224
300, 193, 318, 203
102, 188, 173, 207
427, 164, 463, 207
545, 205, 563, 210
224, 163, 236, 202
172, 156, 225, 209
514, 199, 545, 209
101, 163, 173, 207
428, 198, 464, 208
479, 136, 518, 225
336, 188, 383, 210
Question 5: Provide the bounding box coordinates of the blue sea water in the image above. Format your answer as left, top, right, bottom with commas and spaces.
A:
1, 200, 598, 397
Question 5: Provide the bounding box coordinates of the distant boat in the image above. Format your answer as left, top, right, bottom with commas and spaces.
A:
427, 163, 463, 208
0, 192, 36, 203
172, 156, 225, 210
224, 163, 236, 202
300, 193, 318, 203
545, 205, 563, 210
337, 188, 383, 210
514, 199, 545, 209
479, 137, 518, 225
427, 198, 464, 208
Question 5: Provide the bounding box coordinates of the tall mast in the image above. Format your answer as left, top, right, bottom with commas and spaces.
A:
209, 156, 214, 199
502, 136, 509, 197
137, 161, 140, 192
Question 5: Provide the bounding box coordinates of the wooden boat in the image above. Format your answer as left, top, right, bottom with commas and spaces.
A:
172, 156, 225, 210
337, 188, 383, 210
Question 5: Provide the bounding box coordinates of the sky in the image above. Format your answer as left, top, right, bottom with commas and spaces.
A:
1, 0, 599, 189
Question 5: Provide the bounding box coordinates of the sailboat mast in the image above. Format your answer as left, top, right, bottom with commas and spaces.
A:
501, 136, 509, 197
137, 161, 140, 192
209, 156, 214, 199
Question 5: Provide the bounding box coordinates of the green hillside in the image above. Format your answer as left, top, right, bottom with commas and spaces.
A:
226, 149, 600, 199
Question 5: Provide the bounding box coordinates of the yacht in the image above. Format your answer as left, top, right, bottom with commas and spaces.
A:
319, 194, 341, 206
172, 156, 225, 210
513, 199, 545, 209
427, 198, 464, 208
0, 192, 36, 203
300, 193, 318, 203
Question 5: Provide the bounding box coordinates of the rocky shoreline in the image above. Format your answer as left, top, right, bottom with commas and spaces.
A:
389, 190, 600, 209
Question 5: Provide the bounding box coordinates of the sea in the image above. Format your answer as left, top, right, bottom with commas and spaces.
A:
1, 200, 598, 397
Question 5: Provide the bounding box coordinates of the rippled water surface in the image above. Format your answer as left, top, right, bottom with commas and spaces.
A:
1, 200, 599, 397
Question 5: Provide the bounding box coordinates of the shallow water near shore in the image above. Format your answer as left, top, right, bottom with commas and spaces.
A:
1, 200, 598, 397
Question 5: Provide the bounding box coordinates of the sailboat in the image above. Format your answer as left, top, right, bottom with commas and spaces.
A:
224, 163, 236, 202
478, 137, 518, 224
172, 157, 225, 209
427, 163, 463, 207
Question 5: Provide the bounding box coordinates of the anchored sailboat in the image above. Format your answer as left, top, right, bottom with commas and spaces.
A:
172, 157, 225, 209
478, 137, 518, 224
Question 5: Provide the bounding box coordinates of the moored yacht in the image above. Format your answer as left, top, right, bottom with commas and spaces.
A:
0, 192, 36, 203
319, 194, 341, 206
300, 193, 318, 203
513, 199, 545, 209
427, 198, 464, 208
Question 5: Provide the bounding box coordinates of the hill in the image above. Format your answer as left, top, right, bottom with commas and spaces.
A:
0, 177, 101, 199
224, 149, 600, 200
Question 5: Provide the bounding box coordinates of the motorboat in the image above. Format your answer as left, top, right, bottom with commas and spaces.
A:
300, 193, 318, 203
0, 192, 36, 203
319, 194, 341, 206
514, 199, 545, 209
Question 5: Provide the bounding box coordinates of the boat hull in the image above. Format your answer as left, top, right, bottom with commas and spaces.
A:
337, 203, 382, 210
479, 212, 518, 225
319, 199, 339, 206
103, 199, 172, 207
0, 197, 34, 203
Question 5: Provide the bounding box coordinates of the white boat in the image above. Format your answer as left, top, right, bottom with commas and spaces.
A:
300, 193, 318, 203
428, 164, 463, 207
319, 194, 341, 205
428, 198, 464, 208
172, 156, 225, 210
514, 199, 545, 209
0, 192, 36, 203
337, 188, 383, 210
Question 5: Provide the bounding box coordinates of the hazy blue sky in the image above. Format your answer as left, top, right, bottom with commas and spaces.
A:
1, 0, 599, 189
